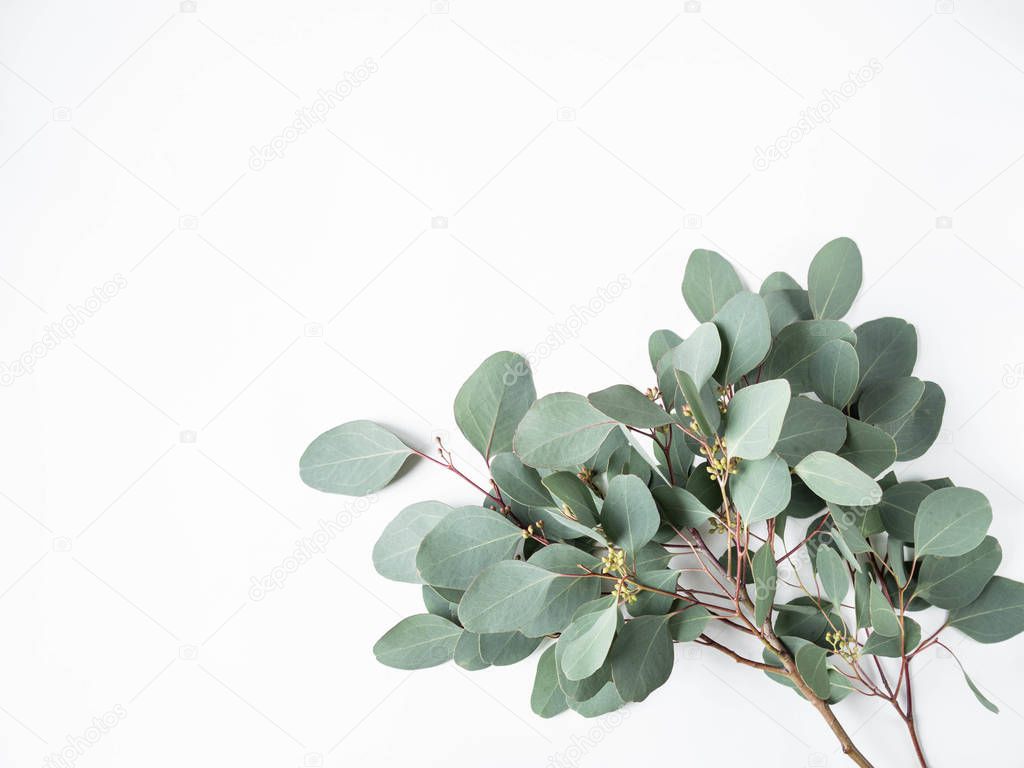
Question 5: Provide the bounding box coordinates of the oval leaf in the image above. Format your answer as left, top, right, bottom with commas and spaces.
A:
914, 487, 992, 558
373, 614, 461, 669
807, 237, 862, 320
514, 393, 616, 469
723, 380, 791, 460
299, 420, 414, 496
416, 506, 522, 589
712, 291, 772, 385
682, 249, 743, 322
601, 474, 660, 562
731, 453, 791, 525
454, 351, 537, 461
373, 501, 452, 583
794, 452, 882, 507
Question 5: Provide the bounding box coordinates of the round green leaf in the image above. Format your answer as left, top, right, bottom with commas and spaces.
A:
601, 474, 660, 562
916, 536, 1002, 610
774, 396, 847, 466
914, 487, 992, 558
299, 420, 414, 496
763, 289, 813, 336
522, 544, 602, 637
760, 271, 802, 293
610, 615, 674, 702
712, 291, 771, 385
868, 581, 901, 636
879, 481, 932, 542
416, 506, 522, 589
490, 452, 554, 508
454, 351, 537, 461
682, 249, 743, 322
837, 418, 896, 477
479, 631, 542, 666
794, 452, 882, 506
888, 381, 945, 461
765, 320, 856, 393
514, 393, 616, 469
949, 577, 1024, 644
731, 453, 791, 525
854, 317, 917, 394
557, 597, 620, 680
807, 237, 862, 320
723, 380, 791, 460
541, 471, 599, 526
648, 329, 683, 371
658, 322, 722, 391
531, 645, 568, 718
458, 560, 558, 633
809, 338, 859, 408
861, 617, 921, 658
373, 614, 461, 669
454, 631, 490, 670
859, 376, 925, 426
669, 603, 711, 641
372, 501, 452, 583
815, 545, 848, 606
652, 485, 715, 529
588, 384, 673, 428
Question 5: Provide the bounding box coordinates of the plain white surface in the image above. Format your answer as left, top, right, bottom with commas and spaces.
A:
2, 1, 1024, 766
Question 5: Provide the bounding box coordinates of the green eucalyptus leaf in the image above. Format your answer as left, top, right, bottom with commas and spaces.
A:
588, 384, 674, 428
879, 481, 933, 542
763, 289, 813, 336
669, 603, 711, 641
807, 237, 862, 320
916, 536, 1002, 610
949, 576, 1024, 643
712, 291, 772, 385
752, 545, 777, 627
514, 393, 616, 469
659, 322, 722, 391
722, 380, 791, 460
760, 271, 802, 293
765, 320, 857, 393
568, 680, 626, 717
652, 485, 716, 529
682, 249, 743, 322
731, 453, 791, 525
955, 662, 999, 714
373, 614, 462, 669
299, 420, 415, 496
522, 544, 603, 636
373, 501, 452, 583
861, 617, 921, 658
888, 381, 945, 461
610, 615, 674, 702
782, 636, 831, 698
815, 545, 848, 606
868, 581, 901, 636
490, 452, 554, 508
601, 474, 660, 563
454, 631, 490, 670
416, 506, 522, 589
541, 471, 599, 527
838, 418, 897, 477
479, 631, 542, 666
854, 317, 917, 394
774, 396, 847, 466
809, 339, 859, 408
531, 645, 568, 717
859, 376, 925, 427
794, 452, 882, 506
454, 351, 537, 461
673, 370, 718, 437
557, 596, 620, 680
648, 329, 683, 371
914, 487, 992, 558
774, 597, 844, 648
458, 560, 558, 633
854, 570, 871, 629
630, 570, 680, 616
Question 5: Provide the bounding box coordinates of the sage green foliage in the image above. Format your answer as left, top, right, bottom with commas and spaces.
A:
302, 237, 1021, 739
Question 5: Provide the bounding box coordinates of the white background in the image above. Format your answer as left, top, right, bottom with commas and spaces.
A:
2, 1, 1023, 766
